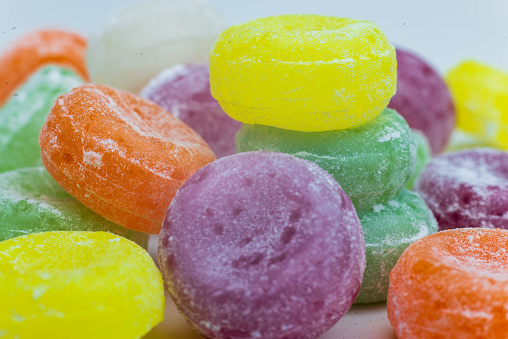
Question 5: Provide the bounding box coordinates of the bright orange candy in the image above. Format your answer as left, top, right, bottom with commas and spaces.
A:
388, 228, 508, 339
0, 29, 90, 106
39, 84, 216, 234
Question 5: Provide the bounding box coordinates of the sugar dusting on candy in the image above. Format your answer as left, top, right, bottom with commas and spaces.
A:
159, 151, 365, 339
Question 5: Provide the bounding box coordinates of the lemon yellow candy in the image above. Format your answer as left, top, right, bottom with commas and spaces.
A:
209, 14, 397, 132
446, 60, 508, 148
0, 231, 164, 339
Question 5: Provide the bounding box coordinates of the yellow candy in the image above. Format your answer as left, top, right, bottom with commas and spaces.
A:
0, 232, 164, 339
209, 14, 397, 132
446, 60, 508, 148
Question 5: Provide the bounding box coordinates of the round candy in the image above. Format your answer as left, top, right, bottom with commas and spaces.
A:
0, 66, 83, 173
0, 231, 164, 338
210, 14, 397, 132
39, 84, 215, 234
87, 0, 226, 93
388, 48, 455, 155
0, 167, 149, 247
388, 228, 508, 338
159, 151, 365, 339
236, 108, 416, 210
0, 29, 89, 107
405, 129, 432, 190
445, 60, 508, 148
140, 64, 242, 158
354, 189, 437, 304
414, 148, 508, 231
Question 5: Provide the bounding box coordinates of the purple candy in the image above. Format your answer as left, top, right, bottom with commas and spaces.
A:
158, 151, 365, 339
415, 148, 508, 231
388, 48, 455, 155
140, 64, 242, 158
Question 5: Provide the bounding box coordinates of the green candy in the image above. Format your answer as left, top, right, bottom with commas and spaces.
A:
0, 66, 83, 173
354, 189, 437, 304
0, 167, 149, 247
406, 129, 432, 190
236, 108, 416, 210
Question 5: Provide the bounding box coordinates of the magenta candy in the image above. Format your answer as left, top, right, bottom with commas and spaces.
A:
158, 151, 365, 339
388, 48, 455, 155
140, 64, 242, 158
414, 148, 508, 230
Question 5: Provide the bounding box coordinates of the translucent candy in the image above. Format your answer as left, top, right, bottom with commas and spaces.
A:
39, 84, 215, 233
0, 231, 164, 339
210, 14, 397, 132
406, 129, 432, 190
140, 64, 242, 158
159, 151, 365, 339
354, 189, 437, 304
414, 148, 508, 230
0, 66, 83, 173
0, 167, 149, 247
388, 228, 508, 338
388, 48, 455, 155
236, 108, 416, 210
87, 0, 226, 93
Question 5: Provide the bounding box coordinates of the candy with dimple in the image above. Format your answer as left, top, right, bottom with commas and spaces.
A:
0, 66, 83, 173
0, 166, 149, 247
414, 148, 508, 231
87, 0, 226, 93
388, 48, 455, 155
0, 231, 164, 339
354, 189, 437, 304
141, 64, 242, 158
39, 83, 216, 234
210, 14, 397, 132
405, 129, 432, 190
445, 60, 508, 148
159, 151, 365, 339
388, 228, 508, 338
236, 108, 416, 210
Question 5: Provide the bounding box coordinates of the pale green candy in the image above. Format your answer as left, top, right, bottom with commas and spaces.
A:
0, 66, 83, 173
0, 167, 149, 247
406, 129, 432, 190
354, 189, 437, 304
236, 108, 416, 210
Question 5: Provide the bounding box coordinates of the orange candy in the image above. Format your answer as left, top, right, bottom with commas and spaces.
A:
0, 29, 90, 106
388, 228, 508, 338
39, 84, 216, 234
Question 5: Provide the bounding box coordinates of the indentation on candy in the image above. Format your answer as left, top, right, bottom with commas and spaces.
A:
268, 252, 287, 265
289, 209, 303, 223
232, 207, 244, 217
232, 252, 264, 269
280, 226, 296, 244
213, 223, 224, 236
62, 152, 73, 163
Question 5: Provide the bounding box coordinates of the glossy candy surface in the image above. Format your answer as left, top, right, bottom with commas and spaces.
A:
159, 151, 365, 339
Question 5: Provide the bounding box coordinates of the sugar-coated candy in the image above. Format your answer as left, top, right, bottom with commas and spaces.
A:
0, 167, 149, 247
236, 108, 416, 210
414, 148, 508, 231
446, 60, 508, 148
0, 29, 89, 107
140, 64, 242, 158
87, 0, 226, 93
0, 231, 164, 338
405, 129, 432, 190
0, 66, 83, 173
388, 48, 455, 155
39, 84, 215, 234
159, 151, 365, 339
354, 189, 437, 304
388, 228, 508, 338
210, 14, 397, 132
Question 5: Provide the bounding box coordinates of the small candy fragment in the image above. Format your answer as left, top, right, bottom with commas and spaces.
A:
405, 129, 432, 190
354, 189, 437, 304
414, 148, 508, 230
39, 84, 215, 234
0, 231, 164, 339
0, 66, 83, 173
87, 0, 226, 93
0, 167, 149, 247
388, 228, 508, 338
210, 14, 397, 132
141, 64, 241, 158
159, 151, 365, 339
388, 48, 455, 155
236, 108, 416, 210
